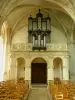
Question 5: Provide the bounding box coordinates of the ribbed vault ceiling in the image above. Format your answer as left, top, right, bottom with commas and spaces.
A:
0, 0, 75, 38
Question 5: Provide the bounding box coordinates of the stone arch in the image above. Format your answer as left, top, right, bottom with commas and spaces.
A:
53, 57, 63, 69
31, 57, 47, 84
16, 57, 25, 79
32, 57, 47, 63
30, 56, 48, 67
53, 57, 63, 80
15, 56, 25, 61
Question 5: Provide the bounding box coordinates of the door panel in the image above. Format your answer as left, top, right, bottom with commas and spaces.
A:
31, 63, 47, 84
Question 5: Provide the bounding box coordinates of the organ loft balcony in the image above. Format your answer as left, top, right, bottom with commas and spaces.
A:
11, 43, 68, 52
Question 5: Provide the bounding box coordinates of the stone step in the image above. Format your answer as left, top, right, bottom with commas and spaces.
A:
27, 86, 50, 100
31, 84, 47, 88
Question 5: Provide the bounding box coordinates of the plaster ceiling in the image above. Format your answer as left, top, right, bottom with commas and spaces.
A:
0, 0, 75, 37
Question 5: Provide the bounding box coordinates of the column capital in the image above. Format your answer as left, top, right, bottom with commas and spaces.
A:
63, 55, 69, 59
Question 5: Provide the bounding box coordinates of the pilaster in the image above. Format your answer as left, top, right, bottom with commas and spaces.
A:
63, 56, 69, 80
47, 56, 54, 86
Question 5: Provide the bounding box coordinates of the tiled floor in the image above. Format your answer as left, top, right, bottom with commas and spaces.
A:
27, 87, 50, 100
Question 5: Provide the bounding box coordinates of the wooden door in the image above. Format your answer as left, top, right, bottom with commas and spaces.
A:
31, 63, 47, 84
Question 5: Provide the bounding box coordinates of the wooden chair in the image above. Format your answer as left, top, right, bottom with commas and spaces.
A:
55, 92, 63, 100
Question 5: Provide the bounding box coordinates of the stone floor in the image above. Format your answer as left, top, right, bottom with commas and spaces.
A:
27, 86, 50, 100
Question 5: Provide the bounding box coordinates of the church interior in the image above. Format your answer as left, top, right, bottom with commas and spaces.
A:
0, 0, 75, 99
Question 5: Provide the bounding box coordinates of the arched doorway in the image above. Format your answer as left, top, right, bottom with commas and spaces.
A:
53, 57, 63, 80
31, 58, 47, 84
16, 57, 25, 79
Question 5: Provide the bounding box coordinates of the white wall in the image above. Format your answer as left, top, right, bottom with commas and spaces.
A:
54, 68, 63, 79
12, 26, 67, 44
17, 67, 25, 78
51, 26, 67, 43
12, 27, 28, 43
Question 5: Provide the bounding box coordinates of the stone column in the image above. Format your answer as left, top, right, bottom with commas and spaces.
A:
63, 56, 69, 81
1, 21, 11, 81
10, 57, 17, 80
25, 67, 31, 81
48, 57, 54, 86
25, 59, 31, 87
0, 36, 3, 81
